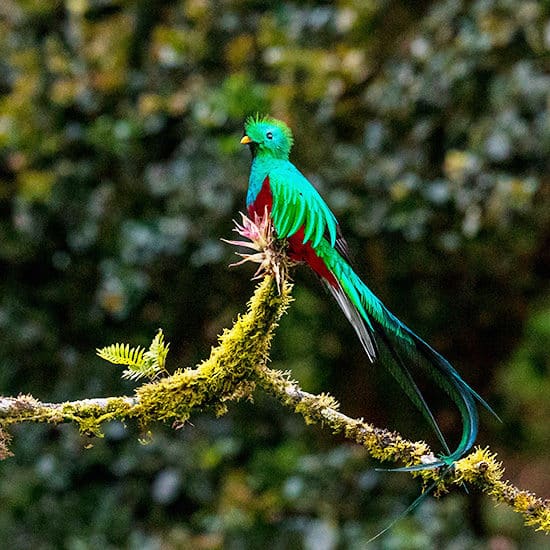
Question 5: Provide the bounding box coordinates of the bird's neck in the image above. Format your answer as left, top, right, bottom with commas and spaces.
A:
247, 155, 281, 207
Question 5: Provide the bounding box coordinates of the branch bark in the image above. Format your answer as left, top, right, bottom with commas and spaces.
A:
0, 276, 548, 533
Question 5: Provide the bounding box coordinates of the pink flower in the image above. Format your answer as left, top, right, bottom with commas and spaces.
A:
222, 208, 291, 292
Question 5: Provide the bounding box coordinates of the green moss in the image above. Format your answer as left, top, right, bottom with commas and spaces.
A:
0, 277, 291, 451
1, 273, 548, 535
454, 447, 550, 532
134, 276, 292, 427
455, 447, 504, 485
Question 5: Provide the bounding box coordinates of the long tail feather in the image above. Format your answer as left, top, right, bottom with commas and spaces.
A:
324, 281, 377, 361
366, 467, 452, 544
323, 278, 452, 455
317, 240, 497, 469
373, 325, 452, 456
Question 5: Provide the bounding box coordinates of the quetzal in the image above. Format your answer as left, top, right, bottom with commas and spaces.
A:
240, 114, 495, 471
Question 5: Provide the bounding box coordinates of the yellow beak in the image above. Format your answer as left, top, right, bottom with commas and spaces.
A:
240, 135, 252, 145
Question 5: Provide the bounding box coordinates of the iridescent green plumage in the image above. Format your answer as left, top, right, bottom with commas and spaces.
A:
241, 115, 497, 471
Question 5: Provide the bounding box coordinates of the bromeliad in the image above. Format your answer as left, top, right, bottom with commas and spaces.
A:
236, 114, 497, 471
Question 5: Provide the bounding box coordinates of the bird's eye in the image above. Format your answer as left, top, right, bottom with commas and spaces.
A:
266, 131, 273, 140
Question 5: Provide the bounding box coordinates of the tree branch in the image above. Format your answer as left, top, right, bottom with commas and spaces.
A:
0, 275, 548, 533
254, 363, 550, 533
0, 276, 291, 445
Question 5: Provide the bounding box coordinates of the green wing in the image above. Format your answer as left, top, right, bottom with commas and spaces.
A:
268, 162, 338, 248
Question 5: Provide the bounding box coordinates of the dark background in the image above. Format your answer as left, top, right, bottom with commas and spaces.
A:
0, 1, 548, 548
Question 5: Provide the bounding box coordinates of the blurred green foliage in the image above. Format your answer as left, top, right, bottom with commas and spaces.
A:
0, 0, 548, 548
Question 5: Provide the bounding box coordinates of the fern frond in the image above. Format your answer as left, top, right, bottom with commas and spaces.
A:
96, 343, 146, 368
96, 329, 171, 382
121, 364, 158, 381
144, 329, 170, 374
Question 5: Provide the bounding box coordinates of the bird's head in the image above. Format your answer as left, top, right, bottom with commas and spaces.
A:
240, 115, 294, 159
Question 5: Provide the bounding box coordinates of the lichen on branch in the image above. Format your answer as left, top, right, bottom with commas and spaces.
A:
0, 276, 291, 444
254, 364, 550, 532
0, 274, 547, 533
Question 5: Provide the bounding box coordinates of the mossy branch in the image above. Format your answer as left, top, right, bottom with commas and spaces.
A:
0, 276, 291, 449
0, 275, 548, 533
255, 364, 550, 533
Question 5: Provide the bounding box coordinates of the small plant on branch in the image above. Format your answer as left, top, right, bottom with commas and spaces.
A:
97, 329, 170, 381
222, 207, 294, 293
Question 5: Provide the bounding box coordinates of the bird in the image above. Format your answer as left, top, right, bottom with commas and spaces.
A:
239, 114, 497, 471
